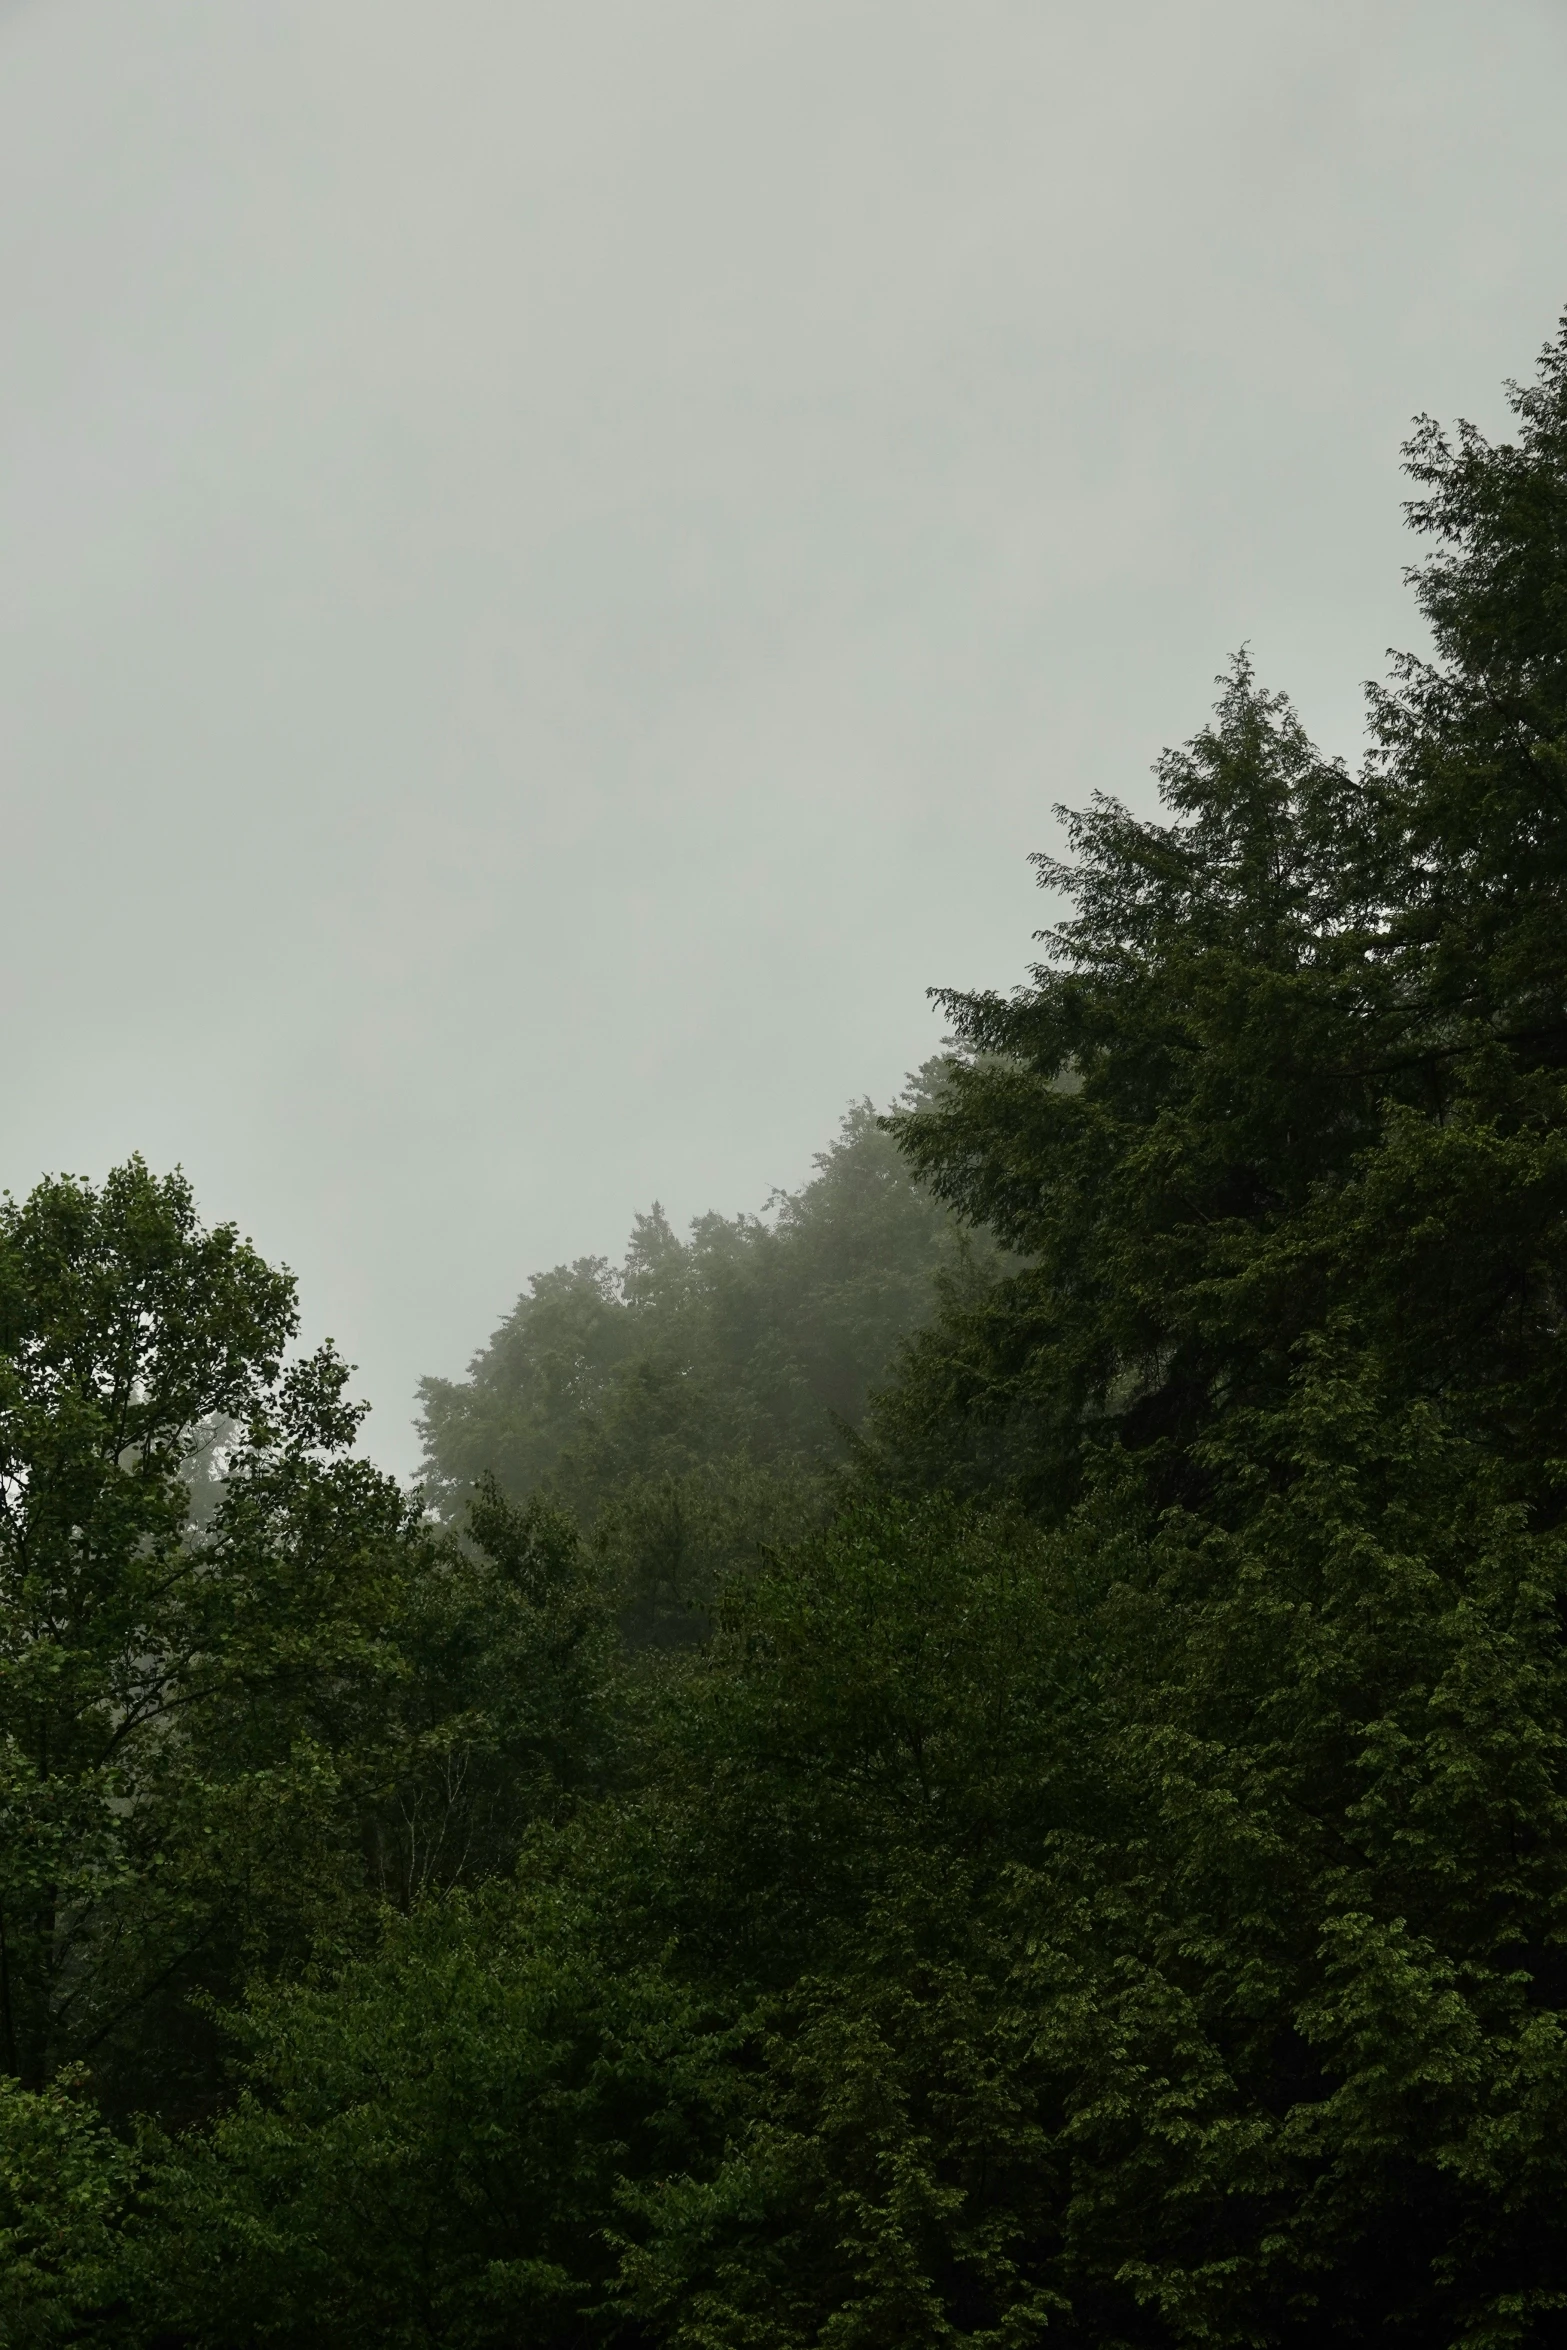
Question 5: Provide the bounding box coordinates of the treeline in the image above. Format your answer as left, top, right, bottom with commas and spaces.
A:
5, 319, 1567, 2347
417, 1084, 1001, 1638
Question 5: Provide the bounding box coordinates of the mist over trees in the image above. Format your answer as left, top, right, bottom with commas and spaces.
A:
417, 1085, 1001, 1640
5, 316, 1567, 2347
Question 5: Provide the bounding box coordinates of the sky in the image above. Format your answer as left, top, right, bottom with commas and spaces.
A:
2, 0, 1566, 1477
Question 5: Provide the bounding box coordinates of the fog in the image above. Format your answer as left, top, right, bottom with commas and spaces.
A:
2, 0, 1564, 1473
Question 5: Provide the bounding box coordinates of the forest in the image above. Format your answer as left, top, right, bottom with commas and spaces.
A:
5, 318, 1567, 2347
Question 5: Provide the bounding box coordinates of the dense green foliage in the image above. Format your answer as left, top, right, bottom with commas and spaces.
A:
0, 1170, 620, 2131
5, 315, 1567, 2347
0, 1161, 411, 2116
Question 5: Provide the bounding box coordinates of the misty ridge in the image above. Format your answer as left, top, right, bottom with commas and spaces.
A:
415, 1070, 1007, 1644
7, 313, 1567, 2349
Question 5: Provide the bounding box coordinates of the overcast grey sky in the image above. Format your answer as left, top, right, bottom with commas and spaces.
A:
3, 0, 1565, 1474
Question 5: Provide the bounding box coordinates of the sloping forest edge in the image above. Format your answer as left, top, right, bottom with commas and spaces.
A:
6, 316, 1567, 2347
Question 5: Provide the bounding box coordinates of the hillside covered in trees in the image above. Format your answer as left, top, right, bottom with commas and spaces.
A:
416, 1082, 1001, 1640
6, 318, 1567, 2348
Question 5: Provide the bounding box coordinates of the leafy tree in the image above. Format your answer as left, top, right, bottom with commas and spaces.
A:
0, 1170, 634, 2345
0, 1158, 417, 2115
0, 2069, 132, 2346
